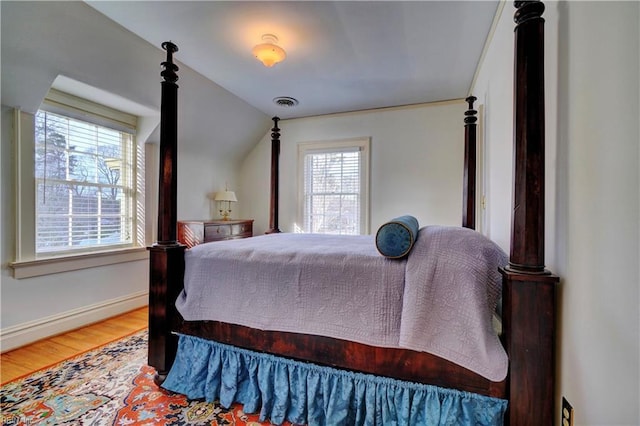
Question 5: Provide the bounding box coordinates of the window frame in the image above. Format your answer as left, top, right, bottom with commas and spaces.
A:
297, 137, 371, 235
11, 90, 147, 278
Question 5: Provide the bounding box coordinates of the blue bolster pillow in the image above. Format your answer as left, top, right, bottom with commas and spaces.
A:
375, 215, 420, 259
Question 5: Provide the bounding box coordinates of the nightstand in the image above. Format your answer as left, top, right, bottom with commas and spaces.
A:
177, 219, 253, 248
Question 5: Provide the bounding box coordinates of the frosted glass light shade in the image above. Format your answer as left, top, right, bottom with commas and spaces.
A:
253, 34, 286, 67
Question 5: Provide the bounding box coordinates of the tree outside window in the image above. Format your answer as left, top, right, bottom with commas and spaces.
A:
35, 109, 134, 253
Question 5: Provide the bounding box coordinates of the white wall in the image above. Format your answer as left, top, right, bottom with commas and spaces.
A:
468, 3, 514, 252
0, 1, 267, 349
472, 2, 639, 424
239, 101, 466, 235
556, 2, 639, 424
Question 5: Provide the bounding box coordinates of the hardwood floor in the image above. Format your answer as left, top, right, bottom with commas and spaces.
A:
1, 306, 148, 385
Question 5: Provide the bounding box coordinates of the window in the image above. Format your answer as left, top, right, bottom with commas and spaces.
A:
13, 88, 146, 266
35, 108, 136, 254
298, 138, 370, 235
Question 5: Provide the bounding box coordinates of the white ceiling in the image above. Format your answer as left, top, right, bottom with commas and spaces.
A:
86, 1, 498, 119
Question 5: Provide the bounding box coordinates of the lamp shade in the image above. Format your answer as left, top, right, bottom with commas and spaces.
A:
253, 34, 286, 67
214, 191, 237, 202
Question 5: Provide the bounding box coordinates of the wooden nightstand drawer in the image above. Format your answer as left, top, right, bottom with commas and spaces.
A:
205, 224, 232, 240
232, 223, 252, 236
178, 219, 253, 248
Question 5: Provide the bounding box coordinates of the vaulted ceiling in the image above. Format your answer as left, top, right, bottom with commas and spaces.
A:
86, 1, 499, 119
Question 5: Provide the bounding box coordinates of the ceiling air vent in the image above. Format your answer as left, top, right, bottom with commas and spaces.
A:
273, 96, 299, 108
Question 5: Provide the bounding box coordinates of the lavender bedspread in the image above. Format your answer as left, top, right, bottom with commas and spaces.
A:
176, 226, 508, 382
178, 233, 406, 347
401, 226, 508, 381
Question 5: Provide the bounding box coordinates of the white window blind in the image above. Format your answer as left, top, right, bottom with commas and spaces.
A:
299, 138, 370, 235
35, 100, 137, 254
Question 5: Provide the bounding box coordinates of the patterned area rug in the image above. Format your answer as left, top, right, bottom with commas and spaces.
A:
0, 330, 293, 425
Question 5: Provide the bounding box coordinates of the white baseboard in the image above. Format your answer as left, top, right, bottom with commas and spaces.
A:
0, 291, 148, 352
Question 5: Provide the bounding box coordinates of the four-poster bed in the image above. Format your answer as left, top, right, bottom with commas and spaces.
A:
148, 1, 558, 424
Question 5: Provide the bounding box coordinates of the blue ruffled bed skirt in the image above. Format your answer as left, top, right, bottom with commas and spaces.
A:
162, 334, 507, 425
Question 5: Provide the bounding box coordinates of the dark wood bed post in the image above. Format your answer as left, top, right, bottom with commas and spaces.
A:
502, 2, 559, 425
148, 41, 185, 385
462, 95, 477, 229
266, 116, 282, 234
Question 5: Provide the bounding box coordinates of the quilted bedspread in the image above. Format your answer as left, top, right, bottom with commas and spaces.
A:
176, 226, 508, 381
401, 226, 508, 381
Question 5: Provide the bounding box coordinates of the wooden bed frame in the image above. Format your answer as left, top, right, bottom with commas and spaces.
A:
148, 2, 558, 425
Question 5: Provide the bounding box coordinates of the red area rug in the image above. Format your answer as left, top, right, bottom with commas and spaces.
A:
0, 330, 294, 425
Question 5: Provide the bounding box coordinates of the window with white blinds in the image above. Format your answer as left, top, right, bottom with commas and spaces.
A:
34, 93, 138, 254
298, 138, 370, 235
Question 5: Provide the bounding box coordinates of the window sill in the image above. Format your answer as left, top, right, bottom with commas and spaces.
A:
9, 247, 149, 279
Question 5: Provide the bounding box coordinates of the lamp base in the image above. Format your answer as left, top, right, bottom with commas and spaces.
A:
219, 209, 232, 221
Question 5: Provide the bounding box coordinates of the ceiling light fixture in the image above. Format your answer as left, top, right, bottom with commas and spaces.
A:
252, 34, 286, 68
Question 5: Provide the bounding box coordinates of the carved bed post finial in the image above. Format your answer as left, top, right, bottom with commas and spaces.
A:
266, 116, 282, 234
463, 96, 478, 230
160, 41, 179, 84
